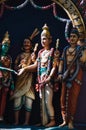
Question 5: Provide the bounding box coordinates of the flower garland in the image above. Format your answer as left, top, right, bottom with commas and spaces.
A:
37, 47, 54, 97
30, 0, 71, 42
52, 2, 71, 41
0, 0, 29, 17
0, 0, 85, 22
0, 0, 85, 39
4, 0, 29, 10
37, 48, 54, 85
65, 21, 71, 42
0, 3, 4, 17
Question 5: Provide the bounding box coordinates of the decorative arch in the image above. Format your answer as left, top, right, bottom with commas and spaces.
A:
0, 0, 86, 39
53, 0, 86, 39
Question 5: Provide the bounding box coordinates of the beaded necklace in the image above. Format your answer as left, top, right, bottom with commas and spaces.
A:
37, 48, 54, 85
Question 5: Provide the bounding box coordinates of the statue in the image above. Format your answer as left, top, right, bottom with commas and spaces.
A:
0, 31, 14, 121
58, 28, 83, 129
18, 24, 60, 127
12, 28, 39, 125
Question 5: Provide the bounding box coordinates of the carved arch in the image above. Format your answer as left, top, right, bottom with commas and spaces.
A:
53, 0, 86, 39
0, 0, 85, 39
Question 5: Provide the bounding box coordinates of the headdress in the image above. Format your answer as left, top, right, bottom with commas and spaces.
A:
70, 28, 80, 37
23, 28, 39, 51
28, 28, 39, 43
2, 31, 10, 45
41, 23, 52, 38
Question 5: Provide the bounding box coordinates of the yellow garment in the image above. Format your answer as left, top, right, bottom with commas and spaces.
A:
12, 70, 35, 100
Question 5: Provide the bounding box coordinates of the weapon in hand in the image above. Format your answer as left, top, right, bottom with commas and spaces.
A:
34, 43, 38, 53
54, 39, 60, 67
56, 39, 59, 49
55, 39, 60, 56
62, 46, 83, 81
31, 43, 38, 62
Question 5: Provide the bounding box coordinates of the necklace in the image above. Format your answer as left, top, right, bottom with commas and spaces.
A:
37, 48, 54, 84
42, 50, 50, 57
68, 47, 76, 55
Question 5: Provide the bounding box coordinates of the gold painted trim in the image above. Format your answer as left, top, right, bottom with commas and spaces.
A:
52, 0, 86, 38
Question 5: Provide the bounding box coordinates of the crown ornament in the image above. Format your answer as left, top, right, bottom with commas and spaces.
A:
41, 23, 51, 38
2, 31, 10, 45
28, 28, 39, 42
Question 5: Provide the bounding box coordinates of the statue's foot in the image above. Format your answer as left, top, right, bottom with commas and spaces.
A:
68, 121, 74, 129
23, 122, 29, 126
59, 121, 67, 127
45, 120, 56, 127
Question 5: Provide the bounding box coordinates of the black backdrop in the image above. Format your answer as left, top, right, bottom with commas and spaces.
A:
0, 2, 69, 61
0, 1, 86, 125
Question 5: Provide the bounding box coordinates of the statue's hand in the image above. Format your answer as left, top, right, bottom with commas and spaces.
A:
31, 53, 36, 63
45, 76, 51, 83
58, 74, 63, 81
18, 68, 25, 75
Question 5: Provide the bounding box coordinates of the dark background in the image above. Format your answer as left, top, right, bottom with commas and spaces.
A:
0, 0, 86, 125
0, 0, 69, 61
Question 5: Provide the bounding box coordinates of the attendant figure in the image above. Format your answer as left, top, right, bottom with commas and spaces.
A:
18, 24, 60, 127
58, 28, 83, 129
12, 28, 39, 125
0, 32, 14, 121
75, 37, 86, 123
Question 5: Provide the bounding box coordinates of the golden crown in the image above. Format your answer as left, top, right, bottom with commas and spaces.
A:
41, 23, 51, 38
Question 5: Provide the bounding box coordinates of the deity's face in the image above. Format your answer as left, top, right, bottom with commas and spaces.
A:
23, 39, 32, 51
1, 43, 9, 54
41, 35, 52, 48
69, 33, 79, 46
